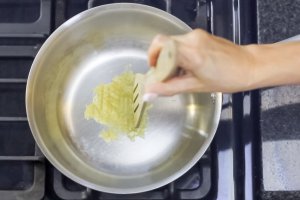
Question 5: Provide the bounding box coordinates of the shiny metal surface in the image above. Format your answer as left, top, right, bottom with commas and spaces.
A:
26, 3, 222, 194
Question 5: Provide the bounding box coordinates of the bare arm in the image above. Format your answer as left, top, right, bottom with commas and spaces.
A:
246, 42, 300, 89
144, 29, 300, 98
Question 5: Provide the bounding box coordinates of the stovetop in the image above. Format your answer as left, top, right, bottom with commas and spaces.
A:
0, 0, 299, 200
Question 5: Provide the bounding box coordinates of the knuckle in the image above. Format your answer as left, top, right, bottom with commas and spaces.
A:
153, 34, 168, 43
188, 29, 209, 44
194, 29, 208, 37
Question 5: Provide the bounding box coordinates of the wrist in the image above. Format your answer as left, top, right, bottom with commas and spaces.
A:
241, 44, 260, 90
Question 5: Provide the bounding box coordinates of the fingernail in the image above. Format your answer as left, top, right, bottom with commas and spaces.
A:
143, 93, 158, 102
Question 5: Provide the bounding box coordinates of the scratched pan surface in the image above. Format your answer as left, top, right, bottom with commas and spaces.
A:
26, 3, 222, 194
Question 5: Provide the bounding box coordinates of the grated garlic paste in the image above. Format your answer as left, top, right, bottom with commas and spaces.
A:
84, 71, 148, 142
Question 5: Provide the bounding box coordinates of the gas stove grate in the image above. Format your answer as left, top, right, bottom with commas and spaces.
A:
0, 0, 51, 38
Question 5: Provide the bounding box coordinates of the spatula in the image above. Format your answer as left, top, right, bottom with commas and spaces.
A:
133, 40, 179, 128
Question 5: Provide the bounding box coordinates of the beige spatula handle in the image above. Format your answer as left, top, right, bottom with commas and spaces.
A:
147, 40, 179, 83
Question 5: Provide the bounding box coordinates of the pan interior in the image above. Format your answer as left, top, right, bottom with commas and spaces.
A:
61, 43, 188, 176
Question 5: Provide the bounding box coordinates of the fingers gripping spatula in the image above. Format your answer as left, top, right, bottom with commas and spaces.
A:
133, 40, 179, 128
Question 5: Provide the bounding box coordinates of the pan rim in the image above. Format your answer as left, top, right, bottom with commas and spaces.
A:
25, 2, 222, 194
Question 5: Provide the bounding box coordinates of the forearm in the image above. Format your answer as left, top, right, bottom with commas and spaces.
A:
245, 42, 300, 89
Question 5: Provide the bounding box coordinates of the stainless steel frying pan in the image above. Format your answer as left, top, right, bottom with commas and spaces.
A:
26, 3, 222, 194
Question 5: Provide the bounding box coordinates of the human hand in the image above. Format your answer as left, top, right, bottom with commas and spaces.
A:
144, 29, 255, 98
